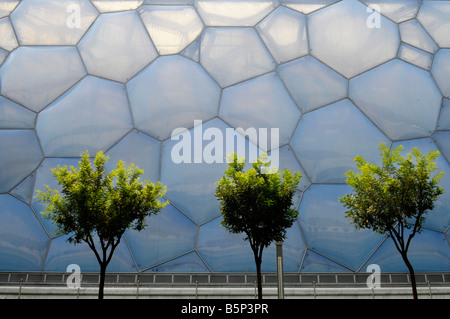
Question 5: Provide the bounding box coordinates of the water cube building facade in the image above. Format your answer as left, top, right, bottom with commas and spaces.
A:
0, 0, 449, 277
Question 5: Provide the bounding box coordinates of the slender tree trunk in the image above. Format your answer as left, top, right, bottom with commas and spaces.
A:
251, 243, 263, 299
255, 257, 263, 299
401, 252, 418, 299
98, 262, 107, 300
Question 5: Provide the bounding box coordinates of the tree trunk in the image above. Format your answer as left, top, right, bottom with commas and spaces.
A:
98, 262, 107, 300
401, 252, 418, 299
255, 258, 263, 299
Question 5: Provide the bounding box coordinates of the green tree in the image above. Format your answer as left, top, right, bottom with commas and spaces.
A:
340, 143, 444, 299
215, 153, 302, 299
35, 151, 168, 299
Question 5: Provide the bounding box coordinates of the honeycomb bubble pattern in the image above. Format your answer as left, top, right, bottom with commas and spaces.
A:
0, 0, 449, 273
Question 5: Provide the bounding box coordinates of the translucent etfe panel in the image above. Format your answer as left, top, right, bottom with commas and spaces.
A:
290, 99, 390, 183
127, 55, 220, 140
44, 234, 136, 272
125, 204, 197, 271
350, 59, 442, 141
367, 229, 450, 272
301, 250, 352, 273
298, 184, 386, 271
197, 217, 263, 272
139, 5, 203, 55
308, 0, 399, 78
36, 76, 133, 157
0, 46, 87, 112
0, 17, 18, 51
10, 173, 35, 203
0, 130, 42, 193
432, 49, 450, 99
105, 130, 161, 183
181, 38, 200, 62
277, 55, 347, 113
147, 251, 209, 273
434, 131, 450, 167
0, 48, 6, 66
91, 0, 143, 12
361, 0, 421, 23
161, 118, 261, 224
392, 138, 450, 232
198, 218, 305, 273
10, 0, 98, 45
417, 1, 450, 48
398, 43, 433, 71
200, 27, 276, 87
0, 96, 35, 129
195, 0, 278, 26
263, 221, 307, 272
273, 145, 310, 192
437, 99, 450, 130
280, 0, 340, 14
219, 72, 300, 148
399, 19, 438, 54
256, 6, 308, 64
31, 158, 80, 237
78, 11, 158, 83
0, 0, 19, 18
0, 195, 49, 271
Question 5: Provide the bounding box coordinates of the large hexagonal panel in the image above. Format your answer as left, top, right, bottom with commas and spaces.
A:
161, 118, 262, 224
350, 59, 442, 140
290, 99, 390, 183
105, 130, 161, 183
125, 204, 197, 271
200, 27, 276, 87
127, 55, 221, 140
219, 72, 300, 148
256, 6, 308, 64
277, 55, 347, 113
0, 195, 49, 271
361, 0, 421, 23
0, 96, 35, 129
0, 130, 43, 193
78, 11, 158, 83
308, 0, 399, 78
298, 184, 386, 271
10, 0, 98, 45
0, 46, 87, 112
139, 5, 203, 55
36, 76, 133, 157
417, 1, 450, 48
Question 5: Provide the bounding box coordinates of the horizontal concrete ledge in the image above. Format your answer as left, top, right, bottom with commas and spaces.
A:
2, 272, 450, 287
2, 286, 450, 299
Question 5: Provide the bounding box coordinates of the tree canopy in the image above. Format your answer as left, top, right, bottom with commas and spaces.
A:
36, 151, 168, 298
215, 153, 302, 298
340, 143, 444, 298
